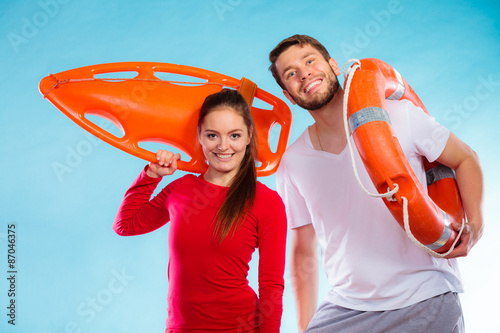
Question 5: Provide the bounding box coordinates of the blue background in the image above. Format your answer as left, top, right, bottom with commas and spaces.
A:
1, 0, 499, 332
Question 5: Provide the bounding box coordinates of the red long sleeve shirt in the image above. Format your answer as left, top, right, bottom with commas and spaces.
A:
113, 168, 287, 332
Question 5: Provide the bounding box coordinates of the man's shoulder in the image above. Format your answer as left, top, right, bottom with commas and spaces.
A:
281, 128, 309, 161
277, 128, 311, 181
386, 98, 423, 113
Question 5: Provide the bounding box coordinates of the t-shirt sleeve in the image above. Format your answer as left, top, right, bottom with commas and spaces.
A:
256, 188, 287, 332
276, 158, 312, 229
113, 166, 172, 236
406, 100, 450, 162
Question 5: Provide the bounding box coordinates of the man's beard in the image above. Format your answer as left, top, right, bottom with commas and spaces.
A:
293, 72, 340, 111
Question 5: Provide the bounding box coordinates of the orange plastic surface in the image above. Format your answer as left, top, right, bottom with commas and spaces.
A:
346, 58, 465, 253
39, 62, 292, 176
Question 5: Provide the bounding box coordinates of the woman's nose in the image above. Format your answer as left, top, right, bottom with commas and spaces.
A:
218, 138, 229, 151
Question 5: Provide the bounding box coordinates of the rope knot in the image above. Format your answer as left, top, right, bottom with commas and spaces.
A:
385, 184, 399, 202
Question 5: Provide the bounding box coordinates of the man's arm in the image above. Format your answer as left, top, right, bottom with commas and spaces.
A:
290, 223, 319, 332
436, 132, 484, 258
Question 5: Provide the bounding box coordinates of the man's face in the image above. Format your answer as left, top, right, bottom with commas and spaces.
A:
275, 44, 340, 111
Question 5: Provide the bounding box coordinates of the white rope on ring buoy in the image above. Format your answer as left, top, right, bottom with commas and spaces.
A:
401, 196, 465, 258
342, 59, 396, 201
342, 59, 465, 258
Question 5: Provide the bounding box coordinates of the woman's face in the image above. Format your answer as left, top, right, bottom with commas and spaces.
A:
199, 107, 251, 183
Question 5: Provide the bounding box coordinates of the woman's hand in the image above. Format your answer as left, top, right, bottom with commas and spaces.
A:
146, 150, 181, 178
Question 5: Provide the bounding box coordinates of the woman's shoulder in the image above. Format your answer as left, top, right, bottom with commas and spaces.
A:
164, 173, 200, 190
255, 181, 284, 206
253, 181, 287, 227
256, 180, 276, 194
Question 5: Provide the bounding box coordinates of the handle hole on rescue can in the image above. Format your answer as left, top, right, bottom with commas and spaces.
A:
84, 113, 125, 139
93, 71, 138, 81
268, 123, 282, 154
138, 141, 191, 162
153, 72, 208, 86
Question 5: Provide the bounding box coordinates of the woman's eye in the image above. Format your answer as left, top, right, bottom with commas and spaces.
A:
231, 133, 241, 139
207, 133, 217, 139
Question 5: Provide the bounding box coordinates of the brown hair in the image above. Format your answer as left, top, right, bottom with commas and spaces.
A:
269, 34, 331, 90
198, 89, 258, 243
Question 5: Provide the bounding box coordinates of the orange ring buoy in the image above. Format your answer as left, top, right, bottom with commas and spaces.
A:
39, 62, 292, 176
346, 58, 465, 253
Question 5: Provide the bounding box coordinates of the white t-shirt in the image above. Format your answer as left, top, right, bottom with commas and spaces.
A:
276, 99, 463, 311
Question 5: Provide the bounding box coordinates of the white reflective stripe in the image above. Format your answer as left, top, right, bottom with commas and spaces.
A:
425, 211, 452, 250
387, 69, 405, 100
348, 107, 391, 133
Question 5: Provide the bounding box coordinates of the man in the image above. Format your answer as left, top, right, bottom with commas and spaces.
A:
269, 35, 483, 332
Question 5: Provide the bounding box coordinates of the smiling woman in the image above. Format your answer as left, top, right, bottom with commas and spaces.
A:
196, 90, 259, 243
199, 111, 249, 177
197, 91, 255, 187
112, 89, 287, 332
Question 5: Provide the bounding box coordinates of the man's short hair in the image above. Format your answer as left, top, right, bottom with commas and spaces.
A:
269, 34, 331, 90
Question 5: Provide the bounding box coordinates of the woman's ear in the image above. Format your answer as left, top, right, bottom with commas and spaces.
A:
247, 126, 253, 145
197, 130, 202, 145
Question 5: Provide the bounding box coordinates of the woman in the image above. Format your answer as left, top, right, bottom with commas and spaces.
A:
113, 89, 287, 332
